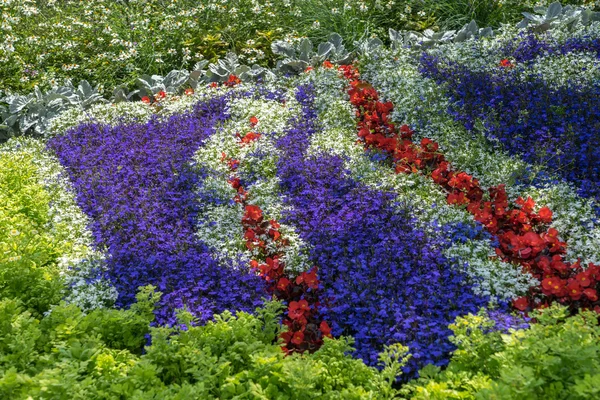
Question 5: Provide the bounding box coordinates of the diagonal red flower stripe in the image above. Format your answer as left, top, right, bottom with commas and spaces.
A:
337, 64, 600, 315
221, 115, 331, 354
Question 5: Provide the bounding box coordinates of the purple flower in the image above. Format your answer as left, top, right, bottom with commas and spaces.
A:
275, 84, 490, 378
49, 95, 266, 326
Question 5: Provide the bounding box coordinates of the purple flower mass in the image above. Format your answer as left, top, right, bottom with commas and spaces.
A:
276, 84, 489, 377
48, 96, 266, 325
420, 36, 600, 213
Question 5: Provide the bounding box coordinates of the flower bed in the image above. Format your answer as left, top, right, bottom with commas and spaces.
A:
2, 4, 600, 397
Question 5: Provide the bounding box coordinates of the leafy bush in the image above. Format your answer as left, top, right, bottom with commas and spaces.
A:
0, 149, 64, 316
402, 305, 600, 399
0, 294, 407, 399
420, 0, 598, 30
0, 0, 424, 94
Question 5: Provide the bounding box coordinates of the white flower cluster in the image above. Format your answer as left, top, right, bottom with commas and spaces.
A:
516, 51, 600, 87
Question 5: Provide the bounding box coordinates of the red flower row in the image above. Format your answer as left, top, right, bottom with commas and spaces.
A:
338, 64, 600, 315
140, 88, 196, 105
221, 114, 331, 354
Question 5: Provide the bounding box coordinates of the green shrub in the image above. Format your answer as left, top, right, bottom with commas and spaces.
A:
402, 306, 600, 399
419, 0, 599, 30
0, 294, 408, 399
0, 150, 65, 315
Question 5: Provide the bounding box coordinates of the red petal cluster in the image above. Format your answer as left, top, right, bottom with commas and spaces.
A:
339, 64, 600, 315
237, 131, 262, 144
220, 118, 330, 354
499, 59, 515, 68
224, 74, 242, 87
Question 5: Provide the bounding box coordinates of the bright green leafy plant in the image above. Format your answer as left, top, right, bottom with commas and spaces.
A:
402, 306, 600, 399
0, 293, 409, 399
0, 150, 65, 316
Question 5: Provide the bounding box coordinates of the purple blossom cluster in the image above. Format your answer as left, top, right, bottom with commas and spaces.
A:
500, 33, 600, 63
486, 309, 530, 334
276, 84, 489, 377
49, 96, 266, 325
420, 49, 600, 213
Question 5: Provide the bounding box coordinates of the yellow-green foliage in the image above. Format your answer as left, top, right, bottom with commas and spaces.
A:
0, 149, 64, 315
402, 306, 600, 399
0, 294, 408, 400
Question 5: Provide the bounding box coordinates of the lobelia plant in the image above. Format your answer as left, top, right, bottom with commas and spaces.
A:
274, 83, 490, 377
48, 95, 267, 325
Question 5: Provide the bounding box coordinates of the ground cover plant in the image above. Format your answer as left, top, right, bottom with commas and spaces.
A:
2, 1, 600, 398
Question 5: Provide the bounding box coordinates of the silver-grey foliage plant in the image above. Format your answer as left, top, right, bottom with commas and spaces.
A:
0, 81, 106, 140
3, 2, 600, 139
389, 2, 599, 49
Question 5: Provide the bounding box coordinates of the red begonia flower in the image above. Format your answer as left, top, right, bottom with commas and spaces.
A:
320, 321, 332, 337
567, 281, 583, 300
538, 206, 553, 223
584, 288, 598, 302
513, 296, 529, 311
277, 277, 290, 291
244, 204, 263, 222
291, 331, 305, 345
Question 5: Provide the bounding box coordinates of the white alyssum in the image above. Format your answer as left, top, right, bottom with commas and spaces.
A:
193, 93, 313, 273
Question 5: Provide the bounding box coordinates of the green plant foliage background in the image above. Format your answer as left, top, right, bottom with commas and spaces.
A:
2, 0, 597, 93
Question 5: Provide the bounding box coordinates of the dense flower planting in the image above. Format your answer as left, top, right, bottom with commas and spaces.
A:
3, 6, 600, 396
419, 37, 600, 212
48, 95, 267, 325
274, 82, 490, 375
220, 115, 331, 354
340, 64, 600, 315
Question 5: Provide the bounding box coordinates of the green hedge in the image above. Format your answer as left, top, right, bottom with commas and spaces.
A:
0, 292, 408, 400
